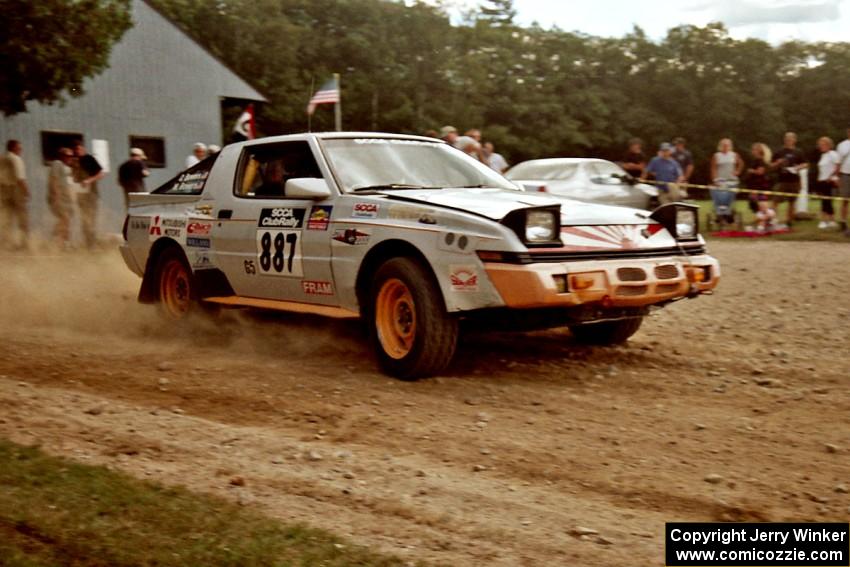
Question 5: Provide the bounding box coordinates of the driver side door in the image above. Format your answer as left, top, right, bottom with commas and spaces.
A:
214, 140, 338, 305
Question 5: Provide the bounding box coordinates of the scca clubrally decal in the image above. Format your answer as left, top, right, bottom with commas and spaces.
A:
258, 207, 306, 229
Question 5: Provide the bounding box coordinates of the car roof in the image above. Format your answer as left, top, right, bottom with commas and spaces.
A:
234, 132, 444, 148
512, 158, 607, 166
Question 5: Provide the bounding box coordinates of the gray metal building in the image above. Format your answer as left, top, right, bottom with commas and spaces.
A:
0, 0, 265, 235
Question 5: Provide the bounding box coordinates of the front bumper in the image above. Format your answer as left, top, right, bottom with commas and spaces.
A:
484, 254, 719, 309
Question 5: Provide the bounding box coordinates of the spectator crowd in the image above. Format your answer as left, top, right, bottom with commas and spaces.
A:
621, 128, 850, 234
0, 140, 221, 251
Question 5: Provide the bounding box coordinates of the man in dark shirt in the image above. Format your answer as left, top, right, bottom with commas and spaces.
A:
118, 147, 150, 208
620, 138, 646, 178
72, 142, 105, 249
771, 132, 808, 226
671, 137, 694, 182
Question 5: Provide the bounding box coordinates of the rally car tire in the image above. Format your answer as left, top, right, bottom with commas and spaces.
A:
369, 257, 458, 380
569, 317, 643, 345
154, 247, 195, 320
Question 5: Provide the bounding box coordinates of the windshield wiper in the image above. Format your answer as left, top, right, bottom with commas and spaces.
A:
351, 184, 432, 193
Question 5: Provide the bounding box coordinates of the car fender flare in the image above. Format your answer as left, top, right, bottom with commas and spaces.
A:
354, 239, 447, 315
138, 238, 187, 303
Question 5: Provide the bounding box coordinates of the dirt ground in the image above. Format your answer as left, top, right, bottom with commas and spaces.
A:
1, 240, 848, 566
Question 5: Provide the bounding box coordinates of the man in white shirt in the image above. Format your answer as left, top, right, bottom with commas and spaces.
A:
483, 142, 509, 173
837, 127, 850, 234
0, 140, 30, 249
185, 142, 207, 169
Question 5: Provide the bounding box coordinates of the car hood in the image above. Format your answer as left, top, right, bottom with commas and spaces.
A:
381, 188, 557, 221
381, 188, 651, 225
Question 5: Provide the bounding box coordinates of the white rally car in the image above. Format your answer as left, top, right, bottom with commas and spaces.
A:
121, 133, 719, 379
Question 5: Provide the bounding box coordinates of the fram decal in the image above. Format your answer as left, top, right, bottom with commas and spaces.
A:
332, 228, 370, 245
306, 205, 332, 230
302, 280, 334, 296
258, 207, 305, 229
187, 221, 212, 236
449, 265, 479, 292
186, 236, 210, 248
352, 202, 379, 219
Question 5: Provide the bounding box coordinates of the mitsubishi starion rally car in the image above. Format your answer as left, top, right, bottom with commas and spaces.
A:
121, 133, 719, 379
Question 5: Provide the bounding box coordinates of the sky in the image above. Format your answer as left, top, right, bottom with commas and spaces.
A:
480, 0, 850, 43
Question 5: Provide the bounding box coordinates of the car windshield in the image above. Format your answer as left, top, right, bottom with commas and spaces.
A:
505, 161, 579, 181
588, 160, 628, 179
320, 138, 518, 193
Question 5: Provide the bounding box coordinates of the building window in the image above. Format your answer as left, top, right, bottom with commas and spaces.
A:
129, 136, 166, 168
41, 131, 82, 163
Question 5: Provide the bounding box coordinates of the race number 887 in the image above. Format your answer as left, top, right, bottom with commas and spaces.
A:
256, 229, 303, 277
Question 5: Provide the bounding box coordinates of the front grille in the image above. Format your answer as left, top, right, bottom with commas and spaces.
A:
520, 245, 707, 264
617, 267, 647, 282
615, 285, 648, 297
655, 283, 681, 294
654, 264, 680, 280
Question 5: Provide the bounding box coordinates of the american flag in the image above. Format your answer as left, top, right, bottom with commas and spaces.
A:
307, 77, 340, 115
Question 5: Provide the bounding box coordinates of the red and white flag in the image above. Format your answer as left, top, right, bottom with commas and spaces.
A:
307, 77, 340, 115
233, 103, 256, 140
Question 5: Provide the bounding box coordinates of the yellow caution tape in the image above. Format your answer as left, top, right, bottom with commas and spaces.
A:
643, 179, 850, 203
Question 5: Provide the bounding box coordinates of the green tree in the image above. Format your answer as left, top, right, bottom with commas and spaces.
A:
0, 0, 132, 115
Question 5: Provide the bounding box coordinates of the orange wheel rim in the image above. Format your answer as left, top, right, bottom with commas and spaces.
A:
375, 278, 416, 359
160, 259, 191, 318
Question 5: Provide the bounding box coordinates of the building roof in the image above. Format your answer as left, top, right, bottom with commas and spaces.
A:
139, 0, 267, 103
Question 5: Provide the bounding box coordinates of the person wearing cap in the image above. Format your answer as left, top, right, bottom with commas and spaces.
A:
671, 137, 694, 182
207, 144, 221, 156
440, 126, 458, 146
836, 126, 850, 235
643, 142, 684, 204
185, 142, 207, 168
47, 147, 75, 248
118, 147, 150, 209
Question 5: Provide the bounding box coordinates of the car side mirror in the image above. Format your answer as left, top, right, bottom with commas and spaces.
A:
285, 178, 332, 200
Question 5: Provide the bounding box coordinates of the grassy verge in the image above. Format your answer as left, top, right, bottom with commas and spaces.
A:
689, 198, 850, 242
0, 440, 411, 567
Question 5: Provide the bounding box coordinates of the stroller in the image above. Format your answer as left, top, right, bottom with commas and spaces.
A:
705, 178, 743, 231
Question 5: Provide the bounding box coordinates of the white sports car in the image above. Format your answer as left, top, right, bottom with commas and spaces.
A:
121, 133, 719, 379
505, 158, 660, 210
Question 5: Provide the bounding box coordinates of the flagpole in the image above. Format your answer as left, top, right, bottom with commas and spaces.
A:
307, 76, 314, 133
334, 73, 342, 132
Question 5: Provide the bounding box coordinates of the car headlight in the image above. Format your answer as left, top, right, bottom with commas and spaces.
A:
675, 208, 697, 239
526, 210, 557, 242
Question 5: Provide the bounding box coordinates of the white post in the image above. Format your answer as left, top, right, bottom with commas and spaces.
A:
334, 73, 342, 132
795, 166, 809, 217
